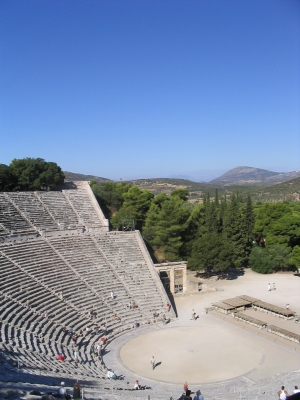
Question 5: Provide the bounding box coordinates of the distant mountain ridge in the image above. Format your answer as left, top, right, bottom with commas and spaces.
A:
209, 166, 300, 186
63, 167, 300, 203
63, 171, 109, 183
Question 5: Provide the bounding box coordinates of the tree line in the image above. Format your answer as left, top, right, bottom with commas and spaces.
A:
0, 158, 65, 191
91, 181, 300, 274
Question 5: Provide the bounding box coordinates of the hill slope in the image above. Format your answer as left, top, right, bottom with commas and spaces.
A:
210, 166, 300, 186
63, 171, 110, 183
251, 177, 300, 202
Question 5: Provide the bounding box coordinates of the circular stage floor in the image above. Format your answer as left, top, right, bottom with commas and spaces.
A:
119, 321, 300, 384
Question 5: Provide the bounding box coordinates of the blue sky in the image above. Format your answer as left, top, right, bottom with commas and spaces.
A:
1, 0, 299, 181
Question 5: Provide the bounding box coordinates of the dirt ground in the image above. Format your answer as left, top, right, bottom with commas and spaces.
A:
119, 269, 300, 385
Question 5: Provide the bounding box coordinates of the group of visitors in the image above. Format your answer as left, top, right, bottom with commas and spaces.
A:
57, 382, 80, 399
268, 283, 276, 291
133, 380, 150, 390
278, 385, 300, 399
127, 301, 137, 309
177, 383, 204, 400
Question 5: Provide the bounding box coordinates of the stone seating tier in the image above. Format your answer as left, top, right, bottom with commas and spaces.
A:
6, 192, 59, 230
0, 194, 36, 235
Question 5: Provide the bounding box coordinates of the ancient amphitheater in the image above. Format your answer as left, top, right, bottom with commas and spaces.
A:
0, 182, 299, 400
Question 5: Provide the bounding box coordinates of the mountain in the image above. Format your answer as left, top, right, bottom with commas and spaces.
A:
63, 171, 110, 183
209, 166, 300, 186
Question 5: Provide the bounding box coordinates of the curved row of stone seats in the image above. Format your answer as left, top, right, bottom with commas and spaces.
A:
0, 239, 121, 332
0, 194, 36, 235
93, 232, 167, 316
64, 190, 103, 227
6, 192, 59, 231
36, 192, 80, 229
0, 338, 103, 380
0, 293, 107, 379
48, 234, 144, 326
0, 289, 93, 349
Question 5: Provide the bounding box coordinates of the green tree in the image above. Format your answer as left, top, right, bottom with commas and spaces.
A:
188, 233, 231, 272
111, 186, 154, 230
9, 158, 64, 190
0, 164, 11, 191
171, 188, 188, 201
290, 245, 300, 269
223, 194, 248, 267
249, 244, 292, 274
144, 192, 190, 261
253, 202, 300, 247
90, 181, 132, 219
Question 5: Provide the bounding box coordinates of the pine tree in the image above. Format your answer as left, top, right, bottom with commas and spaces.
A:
223, 194, 248, 267
244, 194, 255, 245
214, 189, 219, 208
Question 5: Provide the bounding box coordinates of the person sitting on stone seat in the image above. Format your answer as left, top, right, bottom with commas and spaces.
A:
57, 382, 71, 399
100, 336, 106, 345
133, 380, 141, 390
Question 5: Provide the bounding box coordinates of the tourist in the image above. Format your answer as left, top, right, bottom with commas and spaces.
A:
294, 386, 300, 394
43, 310, 48, 318
57, 353, 64, 361
268, 283, 271, 292
72, 334, 77, 345
273, 283, 276, 290
286, 304, 290, 310
90, 343, 95, 360
193, 390, 204, 400
110, 291, 115, 299
166, 302, 171, 311
185, 390, 192, 399
191, 310, 196, 320
133, 380, 141, 390
57, 382, 70, 399
94, 325, 100, 335
102, 324, 107, 334
278, 386, 289, 399
100, 336, 106, 345
150, 356, 155, 370
134, 320, 139, 328
106, 369, 116, 379
74, 348, 79, 364
183, 382, 188, 392
73, 382, 81, 399
86, 326, 91, 333
113, 314, 120, 321
96, 343, 102, 357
